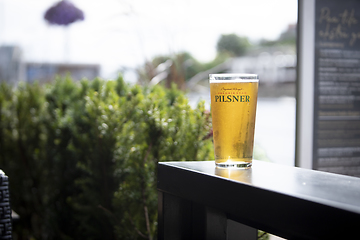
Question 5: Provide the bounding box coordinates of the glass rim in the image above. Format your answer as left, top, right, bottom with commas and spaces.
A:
209, 73, 259, 83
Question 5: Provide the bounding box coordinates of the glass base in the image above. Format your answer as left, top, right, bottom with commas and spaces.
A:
215, 161, 252, 169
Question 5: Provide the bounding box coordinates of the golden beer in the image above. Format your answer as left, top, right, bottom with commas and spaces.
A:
209, 74, 259, 168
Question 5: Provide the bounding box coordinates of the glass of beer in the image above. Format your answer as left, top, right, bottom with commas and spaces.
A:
209, 73, 259, 168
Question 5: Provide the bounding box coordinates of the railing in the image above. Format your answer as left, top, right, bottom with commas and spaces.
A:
157, 160, 360, 240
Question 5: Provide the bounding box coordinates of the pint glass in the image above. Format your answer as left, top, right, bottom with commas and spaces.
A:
209, 74, 259, 168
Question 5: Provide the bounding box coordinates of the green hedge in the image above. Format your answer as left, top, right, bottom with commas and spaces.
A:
0, 76, 214, 240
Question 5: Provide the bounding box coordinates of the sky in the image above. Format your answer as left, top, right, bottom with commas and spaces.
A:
0, 0, 298, 79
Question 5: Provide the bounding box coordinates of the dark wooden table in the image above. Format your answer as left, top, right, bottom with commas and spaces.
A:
157, 160, 360, 240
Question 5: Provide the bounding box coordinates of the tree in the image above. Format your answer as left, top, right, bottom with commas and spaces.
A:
137, 52, 213, 88
0, 76, 214, 239
259, 24, 296, 47
216, 34, 251, 57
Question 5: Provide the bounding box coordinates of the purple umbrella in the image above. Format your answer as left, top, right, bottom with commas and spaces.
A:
44, 0, 85, 62
44, 0, 84, 26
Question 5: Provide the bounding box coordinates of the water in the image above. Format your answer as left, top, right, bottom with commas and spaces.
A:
187, 92, 296, 166
254, 97, 296, 166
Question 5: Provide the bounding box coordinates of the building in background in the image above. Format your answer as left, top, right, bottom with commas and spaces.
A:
0, 45, 100, 84
230, 45, 296, 84
0, 46, 24, 84
26, 62, 100, 83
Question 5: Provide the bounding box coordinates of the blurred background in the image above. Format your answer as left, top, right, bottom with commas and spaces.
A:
0, 0, 297, 165
0, 0, 298, 239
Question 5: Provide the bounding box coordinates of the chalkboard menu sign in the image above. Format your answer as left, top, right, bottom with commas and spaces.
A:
313, 0, 360, 177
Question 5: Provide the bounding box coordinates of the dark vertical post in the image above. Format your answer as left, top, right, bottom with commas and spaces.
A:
158, 191, 257, 240
158, 192, 164, 240
158, 192, 193, 240
227, 219, 257, 240
203, 206, 227, 240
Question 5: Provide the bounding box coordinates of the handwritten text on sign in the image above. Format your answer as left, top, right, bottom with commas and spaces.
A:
318, 8, 360, 46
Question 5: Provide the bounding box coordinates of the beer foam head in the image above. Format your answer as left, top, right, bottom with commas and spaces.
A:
209, 73, 259, 83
